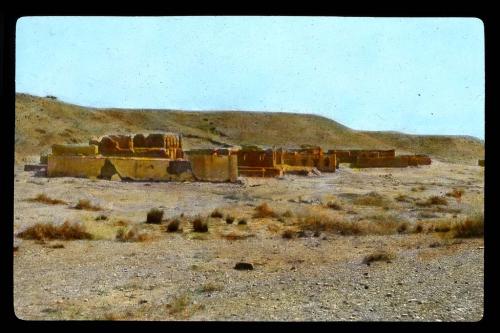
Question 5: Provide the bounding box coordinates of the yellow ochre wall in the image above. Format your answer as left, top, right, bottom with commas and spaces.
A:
52, 144, 98, 156
47, 155, 194, 181
187, 154, 238, 182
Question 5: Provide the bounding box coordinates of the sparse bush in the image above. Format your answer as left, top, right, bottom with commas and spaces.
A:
326, 201, 342, 210
221, 232, 254, 240
192, 216, 208, 232
414, 223, 424, 233
282, 229, 296, 239
416, 196, 448, 207
166, 219, 181, 232
397, 222, 409, 233
210, 209, 224, 218
450, 213, 483, 238
353, 192, 391, 207
237, 218, 248, 225
95, 215, 108, 221
168, 294, 191, 315
411, 185, 427, 192
74, 199, 102, 211
282, 210, 294, 218
116, 226, 151, 242
225, 215, 235, 224
394, 194, 412, 203
146, 208, 164, 224
253, 203, 278, 218
28, 193, 67, 205
362, 250, 395, 265
297, 213, 361, 235
199, 283, 223, 293
17, 221, 92, 241
49, 243, 65, 249
113, 220, 131, 227
446, 189, 464, 198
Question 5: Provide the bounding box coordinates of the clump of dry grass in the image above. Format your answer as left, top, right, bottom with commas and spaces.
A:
146, 208, 164, 224
192, 216, 208, 232
253, 202, 278, 218
116, 226, 151, 242
446, 188, 464, 199
113, 220, 131, 227
353, 192, 391, 207
166, 219, 181, 232
362, 250, 396, 265
450, 213, 483, 238
167, 294, 191, 315
416, 196, 448, 207
221, 231, 254, 241
74, 199, 102, 211
210, 209, 224, 218
17, 221, 92, 241
282, 229, 296, 239
27, 193, 67, 205
49, 243, 65, 249
199, 282, 223, 293
95, 214, 108, 221
238, 218, 248, 225
411, 185, 427, 192
225, 215, 235, 224
394, 194, 413, 203
414, 223, 424, 233
297, 213, 361, 235
325, 201, 342, 210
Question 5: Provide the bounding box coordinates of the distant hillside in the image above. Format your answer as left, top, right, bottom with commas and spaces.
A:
15, 93, 484, 165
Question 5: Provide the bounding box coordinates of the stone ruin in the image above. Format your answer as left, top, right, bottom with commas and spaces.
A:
27, 132, 434, 182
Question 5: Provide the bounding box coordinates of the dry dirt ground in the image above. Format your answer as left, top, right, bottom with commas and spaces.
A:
13, 160, 484, 321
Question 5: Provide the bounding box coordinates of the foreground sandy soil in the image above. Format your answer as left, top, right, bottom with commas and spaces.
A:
13, 161, 484, 321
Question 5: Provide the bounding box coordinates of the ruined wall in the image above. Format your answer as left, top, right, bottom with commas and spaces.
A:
238, 166, 283, 177
352, 156, 410, 168
187, 150, 238, 182
47, 155, 194, 181
52, 144, 98, 156
237, 149, 276, 168
328, 149, 395, 164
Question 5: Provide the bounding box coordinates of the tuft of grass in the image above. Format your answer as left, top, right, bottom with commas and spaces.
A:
297, 213, 361, 235
325, 201, 342, 210
414, 223, 424, 233
446, 188, 464, 199
113, 220, 131, 227
116, 226, 151, 242
166, 219, 181, 232
353, 191, 391, 207
210, 209, 224, 218
74, 199, 102, 211
221, 231, 254, 241
450, 213, 483, 238
225, 215, 235, 224
28, 193, 67, 205
199, 283, 223, 293
17, 221, 92, 241
394, 194, 413, 203
237, 218, 248, 225
192, 216, 209, 232
253, 202, 278, 218
282, 210, 294, 218
282, 229, 296, 239
362, 250, 395, 265
411, 185, 427, 192
397, 222, 410, 233
168, 294, 191, 316
49, 243, 65, 249
146, 208, 164, 224
95, 214, 108, 221
416, 196, 448, 207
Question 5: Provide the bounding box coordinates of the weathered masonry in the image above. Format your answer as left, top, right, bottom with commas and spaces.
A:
236, 146, 284, 177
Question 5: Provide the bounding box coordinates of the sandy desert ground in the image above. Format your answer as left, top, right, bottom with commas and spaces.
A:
13, 160, 484, 321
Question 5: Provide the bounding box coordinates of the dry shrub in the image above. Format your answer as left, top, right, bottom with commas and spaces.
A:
353, 192, 391, 207
238, 218, 248, 225
113, 220, 131, 227
411, 185, 427, 192
116, 226, 151, 242
166, 219, 181, 232
168, 294, 191, 316
192, 216, 208, 232
394, 194, 413, 203
95, 215, 108, 221
362, 250, 395, 264
199, 283, 223, 293
253, 202, 278, 218
146, 208, 164, 224
225, 215, 235, 224
416, 196, 448, 207
297, 213, 361, 235
446, 189, 464, 198
17, 221, 92, 241
74, 199, 102, 211
282, 229, 296, 239
326, 201, 342, 210
28, 193, 67, 205
49, 243, 65, 249
282, 210, 294, 218
450, 213, 483, 238
397, 221, 410, 233
414, 223, 424, 233
221, 232, 254, 241
210, 209, 224, 218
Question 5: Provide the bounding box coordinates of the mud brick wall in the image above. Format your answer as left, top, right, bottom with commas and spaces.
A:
238, 166, 283, 177
237, 149, 276, 168
187, 151, 238, 182
352, 156, 410, 168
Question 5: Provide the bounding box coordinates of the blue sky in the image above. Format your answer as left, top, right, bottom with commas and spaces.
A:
16, 16, 485, 139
